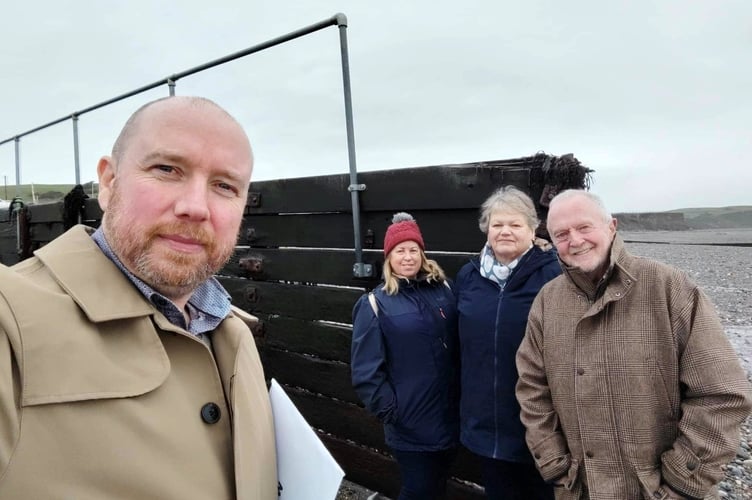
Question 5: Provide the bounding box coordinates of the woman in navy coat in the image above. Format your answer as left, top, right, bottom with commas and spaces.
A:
351, 212, 459, 500
456, 186, 561, 500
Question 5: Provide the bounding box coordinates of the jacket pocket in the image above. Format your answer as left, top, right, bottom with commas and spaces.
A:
635, 465, 670, 500
552, 457, 583, 498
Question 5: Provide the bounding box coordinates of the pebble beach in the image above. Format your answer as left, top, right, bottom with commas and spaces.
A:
623, 229, 752, 500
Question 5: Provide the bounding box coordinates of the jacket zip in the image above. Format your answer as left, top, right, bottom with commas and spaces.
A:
492, 285, 504, 458
414, 284, 450, 350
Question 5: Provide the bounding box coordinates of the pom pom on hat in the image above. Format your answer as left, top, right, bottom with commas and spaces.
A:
383, 212, 425, 256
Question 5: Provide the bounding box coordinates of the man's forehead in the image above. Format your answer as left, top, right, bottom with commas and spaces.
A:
549, 198, 600, 223
130, 107, 249, 152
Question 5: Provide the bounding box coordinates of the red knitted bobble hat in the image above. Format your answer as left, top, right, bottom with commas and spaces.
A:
383, 212, 425, 256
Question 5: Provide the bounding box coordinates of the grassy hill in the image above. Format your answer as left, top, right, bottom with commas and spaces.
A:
668, 206, 752, 229
1, 183, 98, 204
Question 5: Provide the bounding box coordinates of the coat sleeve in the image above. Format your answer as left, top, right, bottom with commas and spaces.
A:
0, 293, 21, 478
515, 292, 575, 484
660, 283, 752, 498
350, 294, 397, 424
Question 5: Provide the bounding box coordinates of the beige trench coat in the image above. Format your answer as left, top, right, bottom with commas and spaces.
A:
516, 236, 751, 500
0, 226, 277, 499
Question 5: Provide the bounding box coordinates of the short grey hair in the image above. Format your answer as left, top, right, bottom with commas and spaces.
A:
478, 185, 539, 234
548, 189, 612, 223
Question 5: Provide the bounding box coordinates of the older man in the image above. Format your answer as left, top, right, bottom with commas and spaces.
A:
515, 189, 751, 500
0, 96, 277, 499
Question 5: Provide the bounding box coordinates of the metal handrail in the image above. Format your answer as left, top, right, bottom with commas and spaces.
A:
0, 14, 343, 171
0, 12, 373, 277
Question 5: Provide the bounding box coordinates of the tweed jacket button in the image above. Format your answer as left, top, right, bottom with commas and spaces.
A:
577, 368, 585, 375
686, 460, 698, 471
201, 402, 221, 424
652, 491, 662, 499
585, 450, 594, 458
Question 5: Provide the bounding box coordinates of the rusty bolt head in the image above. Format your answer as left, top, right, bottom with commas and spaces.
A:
239, 257, 263, 274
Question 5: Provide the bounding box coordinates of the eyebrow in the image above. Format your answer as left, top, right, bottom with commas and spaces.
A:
140, 150, 187, 166
140, 150, 246, 185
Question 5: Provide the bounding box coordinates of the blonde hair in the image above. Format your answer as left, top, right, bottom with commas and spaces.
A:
382, 249, 447, 296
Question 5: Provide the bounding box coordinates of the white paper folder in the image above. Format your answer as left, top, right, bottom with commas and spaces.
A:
269, 379, 345, 500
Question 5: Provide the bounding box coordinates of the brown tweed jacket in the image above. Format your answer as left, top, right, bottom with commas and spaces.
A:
516, 235, 752, 500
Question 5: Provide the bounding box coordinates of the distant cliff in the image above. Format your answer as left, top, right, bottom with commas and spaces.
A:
615, 206, 752, 231
615, 212, 688, 231
675, 206, 752, 229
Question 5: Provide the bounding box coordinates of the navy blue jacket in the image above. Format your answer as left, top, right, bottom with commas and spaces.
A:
351, 277, 459, 451
456, 247, 561, 461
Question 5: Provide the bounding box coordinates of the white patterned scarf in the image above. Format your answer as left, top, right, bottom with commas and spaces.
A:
479, 242, 531, 288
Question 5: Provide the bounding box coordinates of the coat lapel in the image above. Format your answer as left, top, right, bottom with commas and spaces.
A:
6, 226, 169, 405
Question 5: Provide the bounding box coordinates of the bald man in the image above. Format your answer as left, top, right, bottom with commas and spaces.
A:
0, 97, 277, 499
515, 189, 751, 500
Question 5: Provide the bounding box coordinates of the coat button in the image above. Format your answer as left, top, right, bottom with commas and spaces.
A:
577, 368, 585, 375
585, 450, 594, 458
687, 460, 698, 471
201, 402, 221, 424
653, 491, 662, 499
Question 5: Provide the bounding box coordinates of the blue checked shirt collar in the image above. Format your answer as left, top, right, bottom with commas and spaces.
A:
91, 227, 232, 335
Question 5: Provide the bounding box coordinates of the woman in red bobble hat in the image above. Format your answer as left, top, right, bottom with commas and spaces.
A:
351, 212, 459, 500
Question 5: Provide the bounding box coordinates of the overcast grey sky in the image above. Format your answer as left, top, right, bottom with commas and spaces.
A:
1, 0, 749, 212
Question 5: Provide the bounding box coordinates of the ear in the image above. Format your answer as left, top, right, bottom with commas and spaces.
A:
97, 156, 116, 212
609, 217, 618, 233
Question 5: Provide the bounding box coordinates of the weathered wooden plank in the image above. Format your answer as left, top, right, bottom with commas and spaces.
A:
257, 314, 352, 363
0, 235, 16, 249
83, 198, 103, 222
0, 212, 25, 262
286, 386, 485, 487
221, 248, 474, 287
239, 209, 488, 251
29, 222, 65, 243
322, 435, 484, 500
27, 202, 63, 223
221, 278, 361, 323
285, 386, 385, 450
0, 252, 19, 266
260, 347, 358, 404
320, 435, 401, 497
25, 199, 101, 226
246, 159, 546, 214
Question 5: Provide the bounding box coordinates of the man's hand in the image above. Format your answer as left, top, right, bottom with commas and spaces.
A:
663, 483, 690, 499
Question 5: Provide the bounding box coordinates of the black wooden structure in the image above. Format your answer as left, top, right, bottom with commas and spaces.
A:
0, 153, 592, 498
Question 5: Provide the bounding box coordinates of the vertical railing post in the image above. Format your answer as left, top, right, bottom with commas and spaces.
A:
168, 78, 176, 96
337, 14, 372, 278
13, 137, 20, 195
72, 114, 81, 185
